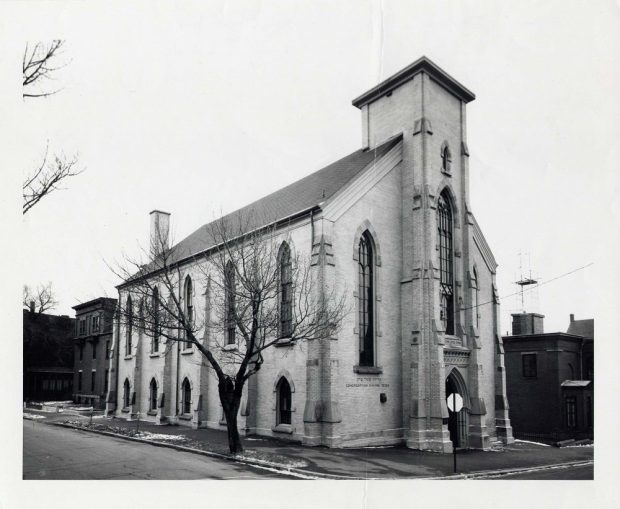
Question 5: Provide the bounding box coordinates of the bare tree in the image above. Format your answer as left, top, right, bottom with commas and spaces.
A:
112, 213, 347, 454
22, 40, 82, 214
23, 40, 66, 99
23, 282, 58, 314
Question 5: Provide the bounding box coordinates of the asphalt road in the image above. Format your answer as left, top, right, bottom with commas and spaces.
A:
23, 421, 292, 480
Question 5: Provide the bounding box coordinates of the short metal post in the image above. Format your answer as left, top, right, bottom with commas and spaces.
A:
136, 412, 140, 434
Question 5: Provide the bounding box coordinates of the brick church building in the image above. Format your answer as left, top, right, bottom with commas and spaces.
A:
106, 57, 514, 452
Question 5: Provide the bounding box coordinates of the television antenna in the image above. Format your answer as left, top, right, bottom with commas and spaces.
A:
515, 251, 538, 313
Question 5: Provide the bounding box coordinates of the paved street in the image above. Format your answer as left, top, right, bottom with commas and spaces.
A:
23, 421, 293, 480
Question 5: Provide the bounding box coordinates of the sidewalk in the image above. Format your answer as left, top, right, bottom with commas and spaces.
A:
25, 408, 594, 479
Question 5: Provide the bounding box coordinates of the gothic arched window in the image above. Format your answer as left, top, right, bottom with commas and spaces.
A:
152, 286, 160, 353
125, 296, 133, 356
123, 378, 131, 408
183, 276, 193, 349
279, 242, 293, 338
276, 377, 292, 425
182, 378, 191, 414
438, 192, 454, 335
358, 231, 375, 367
149, 378, 158, 411
225, 262, 236, 345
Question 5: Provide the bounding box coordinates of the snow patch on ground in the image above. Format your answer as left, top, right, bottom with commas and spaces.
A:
565, 444, 594, 448
236, 451, 308, 469
514, 439, 551, 447
135, 432, 187, 441
23, 413, 45, 420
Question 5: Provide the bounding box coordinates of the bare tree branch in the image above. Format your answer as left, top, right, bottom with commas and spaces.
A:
23, 150, 82, 214
23, 282, 58, 314
23, 40, 66, 99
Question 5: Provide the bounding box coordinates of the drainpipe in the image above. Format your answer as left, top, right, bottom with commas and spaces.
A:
176, 267, 181, 416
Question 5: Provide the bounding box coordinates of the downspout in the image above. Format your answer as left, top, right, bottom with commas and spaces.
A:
176, 267, 181, 416
114, 288, 121, 412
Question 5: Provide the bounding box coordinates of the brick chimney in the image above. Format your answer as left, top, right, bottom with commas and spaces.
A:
570, 313, 575, 323
149, 210, 170, 257
511, 312, 544, 335
29, 300, 35, 313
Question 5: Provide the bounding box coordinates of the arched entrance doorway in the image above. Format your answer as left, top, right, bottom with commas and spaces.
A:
445, 369, 469, 449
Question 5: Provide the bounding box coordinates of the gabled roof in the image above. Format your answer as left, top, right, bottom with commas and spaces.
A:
567, 318, 594, 340
352, 56, 475, 109
166, 134, 403, 266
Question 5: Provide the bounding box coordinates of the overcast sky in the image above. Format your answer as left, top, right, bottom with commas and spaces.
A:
5, 0, 618, 333
2, 0, 619, 504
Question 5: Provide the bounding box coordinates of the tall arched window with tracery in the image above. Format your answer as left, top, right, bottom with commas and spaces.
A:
125, 296, 133, 356
225, 262, 236, 345
279, 242, 293, 338
183, 276, 193, 350
437, 191, 455, 335
152, 286, 160, 353
358, 231, 375, 366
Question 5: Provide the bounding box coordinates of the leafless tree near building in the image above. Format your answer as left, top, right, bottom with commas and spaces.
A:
23, 282, 58, 314
112, 214, 347, 453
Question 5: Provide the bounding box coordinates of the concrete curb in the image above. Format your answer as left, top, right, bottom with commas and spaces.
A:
425, 460, 594, 480
46, 421, 350, 480
36, 419, 592, 480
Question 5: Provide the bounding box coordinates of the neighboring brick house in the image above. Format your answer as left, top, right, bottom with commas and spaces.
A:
106, 57, 514, 451
73, 298, 117, 408
23, 306, 75, 402
503, 313, 594, 441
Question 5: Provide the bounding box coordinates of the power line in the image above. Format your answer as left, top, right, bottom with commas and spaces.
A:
461, 262, 594, 312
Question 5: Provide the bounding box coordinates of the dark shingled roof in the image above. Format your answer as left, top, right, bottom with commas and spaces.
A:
566, 318, 594, 340
166, 134, 403, 265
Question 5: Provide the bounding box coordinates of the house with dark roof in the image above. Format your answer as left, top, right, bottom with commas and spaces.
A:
503, 313, 594, 442
106, 57, 514, 451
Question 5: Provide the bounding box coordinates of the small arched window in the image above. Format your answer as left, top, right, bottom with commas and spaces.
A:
276, 377, 292, 425
182, 378, 191, 414
183, 276, 193, 350
358, 231, 375, 367
279, 242, 293, 338
438, 191, 454, 335
441, 143, 452, 174
125, 296, 133, 356
152, 287, 160, 353
225, 261, 236, 345
123, 378, 131, 408
149, 378, 158, 411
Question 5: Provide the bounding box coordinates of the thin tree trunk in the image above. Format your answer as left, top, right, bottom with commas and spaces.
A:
219, 375, 244, 454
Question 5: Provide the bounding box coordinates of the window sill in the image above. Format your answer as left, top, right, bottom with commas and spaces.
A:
223, 344, 238, 352
149, 352, 160, 358
181, 349, 194, 355
147, 410, 157, 416
124, 355, 133, 360
121, 407, 130, 413
353, 365, 383, 375
272, 424, 294, 434
178, 414, 192, 421
275, 338, 294, 348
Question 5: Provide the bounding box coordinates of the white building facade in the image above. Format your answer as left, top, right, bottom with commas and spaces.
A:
106, 57, 514, 452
